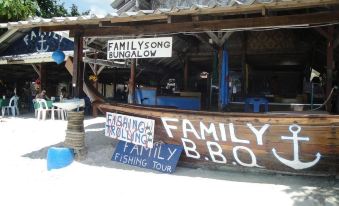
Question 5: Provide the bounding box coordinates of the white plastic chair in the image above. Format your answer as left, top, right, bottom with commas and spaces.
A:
36, 99, 65, 120
2, 96, 19, 117
36, 99, 52, 120
33, 99, 39, 118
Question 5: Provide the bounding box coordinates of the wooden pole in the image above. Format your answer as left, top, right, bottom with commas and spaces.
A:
128, 59, 136, 104
326, 26, 334, 111
241, 31, 247, 97
39, 64, 47, 90
72, 32, 83, 98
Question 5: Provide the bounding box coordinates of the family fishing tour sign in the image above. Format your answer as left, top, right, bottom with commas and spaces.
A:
112, 141, 183, 173
105, 112, 155, 148
107, 37, 172, 59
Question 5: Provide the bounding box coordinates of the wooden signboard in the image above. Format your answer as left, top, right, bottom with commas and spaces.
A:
107, 37, 172, 59
105, 112, 155, 148
112, 141, 183, 173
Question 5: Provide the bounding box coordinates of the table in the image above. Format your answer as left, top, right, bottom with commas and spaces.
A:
52, 99, 85, 111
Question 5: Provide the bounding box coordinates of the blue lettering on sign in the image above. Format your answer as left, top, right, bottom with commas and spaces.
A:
112, 141, 183, 173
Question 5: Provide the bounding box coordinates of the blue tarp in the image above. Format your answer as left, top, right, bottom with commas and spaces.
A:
218, 45, 229, 109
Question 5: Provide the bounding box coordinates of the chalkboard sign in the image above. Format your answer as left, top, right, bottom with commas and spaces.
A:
112, 141, 183, 173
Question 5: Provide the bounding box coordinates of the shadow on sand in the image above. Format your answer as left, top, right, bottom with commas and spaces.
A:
22, 119, 339, 206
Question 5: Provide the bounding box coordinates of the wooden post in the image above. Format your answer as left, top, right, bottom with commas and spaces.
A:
94, 52, 98, 89
241, 32, 247, 97
326, 26, 334, 111
113, 70, 116, 98
72, 32, 83, 98
184, 57, 189, 91
39, 64, 47, 90
128, 59, 136, 104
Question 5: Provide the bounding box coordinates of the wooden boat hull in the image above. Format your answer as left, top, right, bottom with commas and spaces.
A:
98, 103, 339, 176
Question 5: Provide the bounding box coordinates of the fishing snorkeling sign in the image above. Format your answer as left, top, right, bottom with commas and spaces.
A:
105, 112, 155, 148
107, 37, 172, 59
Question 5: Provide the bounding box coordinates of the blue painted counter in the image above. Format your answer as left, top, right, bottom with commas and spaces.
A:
135, 87, 157, 105
136, 87, 201, 110
156, 96, 200, 110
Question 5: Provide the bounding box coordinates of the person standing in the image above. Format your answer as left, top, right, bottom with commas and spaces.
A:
36, 90, 50, 100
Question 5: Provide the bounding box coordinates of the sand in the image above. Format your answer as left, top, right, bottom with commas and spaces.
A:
0, 115, 337, 206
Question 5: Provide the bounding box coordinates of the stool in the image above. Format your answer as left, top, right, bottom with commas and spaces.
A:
244, 97, 269, 112
47, 147, 74, 170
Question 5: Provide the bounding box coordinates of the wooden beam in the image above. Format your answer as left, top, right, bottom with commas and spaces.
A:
334, 33, 339, 48
38, 64, 47, 91
109, 14, 168, 23
83, 57, 127, 68
128, 59, 136, 104
194, 33, 210, 44
261, 7, 268, 16
207, 32, 233, 47
97, 65, 106, 75
86, 37, 97, 45
326, 26, 334, 111
315, 27, 330, 39
31, 64, 41, 78
88, 63, 96, 74
70, 11, 339, 37
72, 32, 84, 98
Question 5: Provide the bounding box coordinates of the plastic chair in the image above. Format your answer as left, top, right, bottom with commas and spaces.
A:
33, 99, 39, 117
244, 97, 269, 112
1, 96, 20, 117
36, 98, 53, 120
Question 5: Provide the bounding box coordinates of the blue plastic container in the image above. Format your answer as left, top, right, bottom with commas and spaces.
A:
47, 147, 74, 171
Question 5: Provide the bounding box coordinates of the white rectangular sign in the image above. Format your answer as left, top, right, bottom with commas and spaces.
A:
105, 112, 155, 148
107, 37, 172, 59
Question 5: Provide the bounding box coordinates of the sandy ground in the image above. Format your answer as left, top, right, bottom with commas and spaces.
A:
0, 114, 337, 206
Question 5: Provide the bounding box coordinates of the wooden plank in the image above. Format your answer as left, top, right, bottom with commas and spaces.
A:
70, 11, 339, 37
109, 14, 168, 23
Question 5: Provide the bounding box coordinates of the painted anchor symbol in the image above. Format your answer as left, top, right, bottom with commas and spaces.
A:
272, 124, 321, 170
36, 35, 49, 52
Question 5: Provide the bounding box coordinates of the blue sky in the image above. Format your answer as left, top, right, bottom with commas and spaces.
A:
62, 0, 115, 15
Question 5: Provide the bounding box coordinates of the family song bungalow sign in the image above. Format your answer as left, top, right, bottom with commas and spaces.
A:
107, 37, 172, 59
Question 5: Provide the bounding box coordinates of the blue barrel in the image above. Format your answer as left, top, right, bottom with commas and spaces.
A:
47, 147, 74, 170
